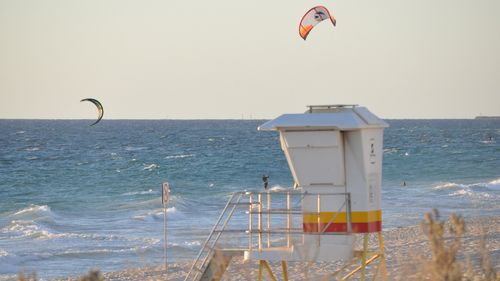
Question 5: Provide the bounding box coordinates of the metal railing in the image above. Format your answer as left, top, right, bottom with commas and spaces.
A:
184, 192, 245, 281
184, 190, 352, 281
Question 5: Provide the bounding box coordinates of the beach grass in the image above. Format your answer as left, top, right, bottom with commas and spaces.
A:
392, 210, 499, 281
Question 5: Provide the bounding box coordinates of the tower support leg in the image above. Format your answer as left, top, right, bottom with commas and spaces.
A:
361, 233, 368, 281
377, 232, 388, 281
281, 260, 289, 281
337, 231, 387, 281
258, 260, 277, 281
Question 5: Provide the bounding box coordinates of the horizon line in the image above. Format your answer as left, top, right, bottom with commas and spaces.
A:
0, 117, 494, 121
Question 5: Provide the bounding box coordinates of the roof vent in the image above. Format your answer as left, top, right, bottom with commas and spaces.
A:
306, 104, 358, 113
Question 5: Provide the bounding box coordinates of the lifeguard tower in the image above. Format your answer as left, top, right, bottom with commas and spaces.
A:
185, 105, 389, 281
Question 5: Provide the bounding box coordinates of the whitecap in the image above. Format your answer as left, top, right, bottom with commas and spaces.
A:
270, 185, 287, 192
450, 189, 473, 197
25, 147, 40, 151
131, 207, 179, 221
12, 205, 51, 217
1, 220, 53, 240
165, 154, 194, 159
0, 249, 8, 257
183, 240, 201, 247
1, 219, 144, 241
383, 148, 398, 154
432, 182, 466, 190
143, 163, 159, 171
125, 146, 148, 151
122, 189, 156, 196
54, 244, 158, 258
484, 178, 500, 190
169, 240, 202, 250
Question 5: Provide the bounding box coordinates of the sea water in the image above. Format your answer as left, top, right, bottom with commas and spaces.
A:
0, 119, 499, 280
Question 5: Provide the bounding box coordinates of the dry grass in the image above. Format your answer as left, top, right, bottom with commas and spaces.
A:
77, 270, 104, 281
410, 209, 499, 281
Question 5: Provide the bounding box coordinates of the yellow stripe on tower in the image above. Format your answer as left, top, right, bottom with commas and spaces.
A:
302, 210, 381, 224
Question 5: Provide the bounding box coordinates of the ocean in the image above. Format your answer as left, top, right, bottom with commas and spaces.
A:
0, 119, 499, 280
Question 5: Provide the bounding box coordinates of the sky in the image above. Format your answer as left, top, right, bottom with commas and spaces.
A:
1, 0, 499, 119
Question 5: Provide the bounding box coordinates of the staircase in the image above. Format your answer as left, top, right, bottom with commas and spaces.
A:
184, 192, 248, 281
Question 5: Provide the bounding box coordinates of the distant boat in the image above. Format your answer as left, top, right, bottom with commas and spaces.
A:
475, 116, 500, 120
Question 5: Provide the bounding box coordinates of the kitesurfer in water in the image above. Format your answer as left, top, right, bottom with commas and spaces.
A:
262, 175, 269, 189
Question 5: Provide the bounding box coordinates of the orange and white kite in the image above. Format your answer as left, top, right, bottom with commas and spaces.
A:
299, 6, 336, 40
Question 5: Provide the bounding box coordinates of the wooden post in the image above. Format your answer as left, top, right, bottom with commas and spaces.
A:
249, 193, 253, 250
267, 192, 271, 248
287, 191, 291, 248
258, 193, 262, 250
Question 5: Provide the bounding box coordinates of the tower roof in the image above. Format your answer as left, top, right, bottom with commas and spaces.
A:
258, 106, 388, 131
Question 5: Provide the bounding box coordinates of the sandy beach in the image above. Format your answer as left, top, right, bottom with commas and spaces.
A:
53, 215, 499, 281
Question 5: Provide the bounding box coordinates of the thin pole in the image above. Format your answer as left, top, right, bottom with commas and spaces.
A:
162, 182, 169, 276
258, 193, 262, 250
317, 194, 321, 233
267, 192, 271, 248
163, 205, 168, 272
361, 234, 368, 281
287, 191, 291, 248
249, 193, 253, 250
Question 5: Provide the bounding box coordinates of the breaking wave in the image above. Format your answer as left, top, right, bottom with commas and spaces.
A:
432, 178, 500, 199
131, 207, 180, 221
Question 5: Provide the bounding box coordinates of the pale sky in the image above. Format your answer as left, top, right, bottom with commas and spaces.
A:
1, 0, 499, 119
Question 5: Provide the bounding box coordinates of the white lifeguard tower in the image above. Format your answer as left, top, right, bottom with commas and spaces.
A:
185, 105, 389, 281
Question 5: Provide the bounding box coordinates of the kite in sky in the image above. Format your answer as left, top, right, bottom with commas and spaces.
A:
81, 98, 104, 126
299, 6, 336, 40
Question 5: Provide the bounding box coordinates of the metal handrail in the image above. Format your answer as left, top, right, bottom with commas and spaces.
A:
185, 193, 243, 281
185, 190, 353, 281
196, 193, 243, 277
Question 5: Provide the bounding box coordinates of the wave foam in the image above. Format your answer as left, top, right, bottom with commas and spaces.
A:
143, 163, 159, 171
432, 178, 500, 199
171, 240, 201, 248
485, 178, 500, 190
270, 185, 287, 192
1, 220, 58, 240
0, 249, 8, 257
131, 207, 179, 221
125, 146, 148, 151
50, 243, 159, 259
1, 218, 150, 242
165, 154, 194, 159
122, 189, 157, 196
12, 205, 51, 217
433, 182, 467, 190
